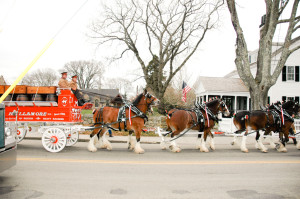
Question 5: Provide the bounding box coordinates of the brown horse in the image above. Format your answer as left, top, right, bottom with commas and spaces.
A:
164, 99, 230, 152
233, 101, 300, 153
87, 89, 159, 154
263, 101, 300, 150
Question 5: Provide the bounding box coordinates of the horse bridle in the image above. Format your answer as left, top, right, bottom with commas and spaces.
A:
216, 99, 229, 113
144, 92, 156, 112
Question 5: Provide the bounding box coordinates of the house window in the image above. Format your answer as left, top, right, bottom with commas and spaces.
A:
287, 96, 294, 101
287, 66, 294, 81
249, 55, 251, 63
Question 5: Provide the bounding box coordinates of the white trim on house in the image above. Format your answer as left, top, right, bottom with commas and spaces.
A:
195, 41, 300, 112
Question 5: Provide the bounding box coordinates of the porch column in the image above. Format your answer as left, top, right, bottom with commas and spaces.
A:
234, 95, 237, 113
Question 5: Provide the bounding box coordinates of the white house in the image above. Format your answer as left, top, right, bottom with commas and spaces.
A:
194, 41, 300, 113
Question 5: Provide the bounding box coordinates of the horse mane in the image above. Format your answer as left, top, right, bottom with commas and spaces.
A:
282, 100, 294, 108
205, 99, 219, 107
132, 93, 144, 106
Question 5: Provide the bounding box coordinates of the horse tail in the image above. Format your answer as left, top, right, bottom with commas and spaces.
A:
233, 111, 250, 131
93, 107, 104, 124
166, 109, 178, 119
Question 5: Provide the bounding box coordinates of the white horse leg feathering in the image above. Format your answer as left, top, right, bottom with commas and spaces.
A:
256, 130, 268, 153
169, 140, 181, 153
127, 133, 135, 150
100, 131, 112, 150
240, 135, 248, 153
209, 134, 215, 150
200, 137, 209, 152
134, 141, 145, 154
87, 134, 98, 152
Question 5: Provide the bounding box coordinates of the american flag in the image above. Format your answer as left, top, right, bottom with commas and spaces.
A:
182, 81, 191, 102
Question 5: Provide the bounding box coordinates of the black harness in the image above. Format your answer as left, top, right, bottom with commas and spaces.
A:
92, 93, 154, 131
117, 103, 148, 131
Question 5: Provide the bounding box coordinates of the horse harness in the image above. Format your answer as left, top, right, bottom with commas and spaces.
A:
117, 103, 148, 131
267, 105, 294, 128
92, 103, 149, 132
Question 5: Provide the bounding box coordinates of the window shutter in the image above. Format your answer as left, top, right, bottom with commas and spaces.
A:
282, 96, 286, 102
282, 66, 287, 82
295, 66, 299, 82
295, 96, 299, 103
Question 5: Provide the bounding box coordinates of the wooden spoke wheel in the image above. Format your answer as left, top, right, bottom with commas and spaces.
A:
65, 129, 79, 146
42, 128, 67, 153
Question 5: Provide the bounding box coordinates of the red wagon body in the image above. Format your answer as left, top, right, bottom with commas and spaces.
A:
4, 89, 90, 123
3, 88, 93, 153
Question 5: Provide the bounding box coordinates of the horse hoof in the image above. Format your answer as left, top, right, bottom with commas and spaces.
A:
134, 149, 145, 154
210, 146, 215, 151
172, 148, 181, 153
261, 149, 268, 153
278, 148, 287, 153
231, 142, 235, 146
106, 145, 112, 151
241, 149, 248, 153
200, 148, 209, 153
88, 146, 97, 152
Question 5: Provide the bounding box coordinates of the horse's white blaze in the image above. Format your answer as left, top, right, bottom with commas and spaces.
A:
200, 137, 209, 152
87, 135, 97, 152
240, 136, 248, 153
134, 142, 145, 154
223, 102, 230, 116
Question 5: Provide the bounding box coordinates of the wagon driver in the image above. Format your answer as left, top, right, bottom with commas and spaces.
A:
69, 75, 88, 106
58, 71, 69, 88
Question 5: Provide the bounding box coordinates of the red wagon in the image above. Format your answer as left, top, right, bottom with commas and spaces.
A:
3, 88, 92, 152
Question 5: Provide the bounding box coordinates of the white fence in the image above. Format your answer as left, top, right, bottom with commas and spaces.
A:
218, 118, 300, 134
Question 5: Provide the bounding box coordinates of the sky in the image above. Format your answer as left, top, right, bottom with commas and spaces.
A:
0, 0, 271, 91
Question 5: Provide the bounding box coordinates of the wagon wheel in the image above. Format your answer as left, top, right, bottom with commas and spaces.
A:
42, 128, 67, 153
65, 129, 79, 146
17, 127, 27, 143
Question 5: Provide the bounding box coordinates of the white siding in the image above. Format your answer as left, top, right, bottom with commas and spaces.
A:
226, 41, 300, 103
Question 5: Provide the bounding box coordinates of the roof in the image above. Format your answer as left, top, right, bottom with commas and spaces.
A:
194, 76, 248, 93
83, 89, 119, 98
0, 75, 6, 85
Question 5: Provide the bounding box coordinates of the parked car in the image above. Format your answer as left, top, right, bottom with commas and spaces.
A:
0, 104, 17, 173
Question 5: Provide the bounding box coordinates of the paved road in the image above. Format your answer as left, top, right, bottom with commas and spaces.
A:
1, 137, 300, 199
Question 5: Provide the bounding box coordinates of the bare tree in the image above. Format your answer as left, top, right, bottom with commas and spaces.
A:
105, 77, 133, 94
21, 68, 59, 86
63, 60, 105, 89
226, 0, 300, 109
90, 0, 224, 101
